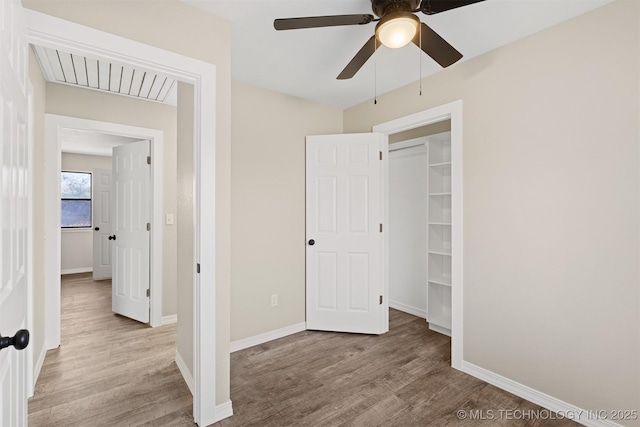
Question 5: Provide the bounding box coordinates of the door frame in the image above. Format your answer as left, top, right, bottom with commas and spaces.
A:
26, 10, 222, 425
373, 100, 463, 370
44, 115, 163, 335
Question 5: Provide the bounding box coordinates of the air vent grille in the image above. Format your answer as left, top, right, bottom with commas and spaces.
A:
32, 45, 176, 104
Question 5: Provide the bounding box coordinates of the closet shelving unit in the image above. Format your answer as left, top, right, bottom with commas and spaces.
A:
427, 132, 452, 336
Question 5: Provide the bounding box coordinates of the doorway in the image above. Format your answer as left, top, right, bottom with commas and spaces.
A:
45, 115, 165, 345
375, 101, 463, 370
27, 10, 221, 421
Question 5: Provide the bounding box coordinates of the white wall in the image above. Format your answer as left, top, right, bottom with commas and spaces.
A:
389, 143, 428, 318
344, 1, 639, 421
230, 81, 343, 341
176, 82, 194, 378
28, 47, 47, 383
60, 153, 111, 274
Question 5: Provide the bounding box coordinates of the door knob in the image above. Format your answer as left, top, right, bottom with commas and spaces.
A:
108, 235, 116, 240
0, 329, 29, 351
94, 227, 100, 231
308, 239, 315, 246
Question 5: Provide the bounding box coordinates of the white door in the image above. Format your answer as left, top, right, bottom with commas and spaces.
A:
112, 141, 150, 323
93, 168, 112, 280
306, 133, 386, 334
0, 0, 30, 425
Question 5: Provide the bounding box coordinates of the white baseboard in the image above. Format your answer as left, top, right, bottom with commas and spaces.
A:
175, 350, 194, 396
230, 322, 306, 353
428, 323, 451, 337
213, 400, 233, 423
389, 300, 427, 319
61, 267, 92, 275
161, 314, 177, 325
33, 344, 47, 389
462, 362, 623, 427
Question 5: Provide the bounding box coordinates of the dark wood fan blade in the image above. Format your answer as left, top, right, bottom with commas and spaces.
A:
337, 35, 379, 80
274, 14, 374, 30
420, 0, 484, 15
412, 22, 462, 68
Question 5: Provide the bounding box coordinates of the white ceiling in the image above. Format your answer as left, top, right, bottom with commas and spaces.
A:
60, 129, 142, 157
32, 45, 178, 106
181, 0, 613, 109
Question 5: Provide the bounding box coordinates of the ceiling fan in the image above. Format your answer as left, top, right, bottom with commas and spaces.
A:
274, 0, 484, 80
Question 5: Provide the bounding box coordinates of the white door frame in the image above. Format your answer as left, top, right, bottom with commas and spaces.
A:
26, 10, 221, 425
373, 100, 463, 370
45, 115, 163, 335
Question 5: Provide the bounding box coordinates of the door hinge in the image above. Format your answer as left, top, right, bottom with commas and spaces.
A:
147, 156, 151, 165
146, 222, 151, 231
379, 223, 383, 233
379, 295, 383, 305
146, 288, 150, 298
379, 151, 382, 160
196, 263, 200, 274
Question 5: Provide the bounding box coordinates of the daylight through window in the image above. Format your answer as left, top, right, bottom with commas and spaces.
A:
61, 171, 92, 228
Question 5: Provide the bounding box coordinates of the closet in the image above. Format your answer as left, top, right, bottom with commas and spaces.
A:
389, 131, 452, 336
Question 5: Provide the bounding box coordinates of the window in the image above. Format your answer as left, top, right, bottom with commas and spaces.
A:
61, 171, 92, 228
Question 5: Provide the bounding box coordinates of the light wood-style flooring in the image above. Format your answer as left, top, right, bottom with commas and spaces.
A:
30, 273, 576, 426
28, 274, 193, 426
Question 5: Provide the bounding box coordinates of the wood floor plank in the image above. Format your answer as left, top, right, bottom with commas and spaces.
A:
30, 273, 576, 426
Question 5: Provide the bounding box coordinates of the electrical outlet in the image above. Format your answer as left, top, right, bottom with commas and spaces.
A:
271, 294, 278, 307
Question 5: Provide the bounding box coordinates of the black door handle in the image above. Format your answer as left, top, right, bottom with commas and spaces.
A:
94, 227, 100, 231
308, 239, 315, 246
0, 329, 29, 351
108, 235, 116, 241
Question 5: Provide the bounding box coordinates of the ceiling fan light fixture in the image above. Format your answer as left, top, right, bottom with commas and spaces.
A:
376, 13, 419, 49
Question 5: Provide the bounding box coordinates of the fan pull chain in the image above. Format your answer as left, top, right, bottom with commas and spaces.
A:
419, 24, 423, 96
374, 38, 378, 105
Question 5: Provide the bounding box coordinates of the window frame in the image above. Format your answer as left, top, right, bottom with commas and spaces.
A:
60, 170, 93, 229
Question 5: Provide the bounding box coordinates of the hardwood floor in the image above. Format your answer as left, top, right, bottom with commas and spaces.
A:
28, 274, 193, 426
30, 274, 576, 426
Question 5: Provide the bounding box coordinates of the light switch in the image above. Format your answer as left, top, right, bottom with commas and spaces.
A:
165, 214, 174, 225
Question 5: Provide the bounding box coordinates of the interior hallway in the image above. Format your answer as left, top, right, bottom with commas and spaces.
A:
28, 273, 193, 426
29, 273, 577, 426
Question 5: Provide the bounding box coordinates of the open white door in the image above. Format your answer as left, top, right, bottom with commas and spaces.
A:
0, 0, 30, 425
306, 133, 387, 334
111, 140, 150, 323
93, 168, 112, 280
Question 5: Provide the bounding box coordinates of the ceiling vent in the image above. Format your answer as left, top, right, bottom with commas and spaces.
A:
32, 45, 177, 105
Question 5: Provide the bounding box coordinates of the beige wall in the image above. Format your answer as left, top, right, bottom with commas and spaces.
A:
344, 1, 639, 421
230, 81, 343, 341
176, 82, 194, 376
60, 153, 111, 273
23, 0, 233, 403
45, 83, 178, 316
28, 48, 46, 380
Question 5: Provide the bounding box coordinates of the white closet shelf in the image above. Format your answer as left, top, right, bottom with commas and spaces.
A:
428, 250, 451, 257
428, 276, 451, 287
428, 162, 451, 168
429, 313, 452, 330
428, 222, 451, 226
428, 192, 451, 196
